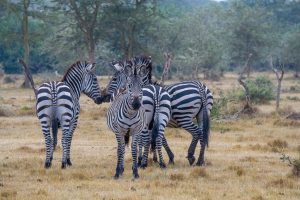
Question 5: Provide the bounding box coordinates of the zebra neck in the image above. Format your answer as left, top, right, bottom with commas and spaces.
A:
63, 75, 84, 101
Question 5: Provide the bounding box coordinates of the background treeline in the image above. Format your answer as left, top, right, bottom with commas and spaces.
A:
1, 0, 300, 78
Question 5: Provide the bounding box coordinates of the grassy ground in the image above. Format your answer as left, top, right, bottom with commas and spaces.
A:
0, 72, 300, 200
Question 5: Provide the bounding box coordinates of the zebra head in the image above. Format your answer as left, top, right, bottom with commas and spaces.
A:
107, 60, 128, 96
110, 60, 143, 110
125, 66, 144, 110
81, 62, 103, 104
131, 55, 152, 86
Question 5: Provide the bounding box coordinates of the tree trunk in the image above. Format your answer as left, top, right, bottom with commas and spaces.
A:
295, 67, 299, 78
276, 80, 282, 111
238, 53, 252, 109
246, 63, 251, 78
269, 56, 284, 112
21, 0, 30, 88
87, 32, 95, 63
160, 52, 171, 85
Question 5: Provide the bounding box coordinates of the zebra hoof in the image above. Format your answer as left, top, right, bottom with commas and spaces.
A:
187, 156, 196, 166
67, 159, 72, 166
44, 161, 51, 169
196, 160, 205, 166
140, 163, 148, 169
61, 162, 67, 169
168, 159, 175, 165
160, 162, 166, 169
114, 174, 120, 180
133, 173, 139, 179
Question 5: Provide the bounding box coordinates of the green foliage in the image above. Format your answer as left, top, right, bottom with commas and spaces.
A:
1, 0, 300, 77
210, 90, 242, 119
245, 76, 275, 104
3, 76, 15, 84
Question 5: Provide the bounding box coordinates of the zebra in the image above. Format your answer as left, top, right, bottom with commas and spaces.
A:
106, 60, 146, 179
104, 60, 173, 168
19, 59, 102, 169
126, 55, 212, 166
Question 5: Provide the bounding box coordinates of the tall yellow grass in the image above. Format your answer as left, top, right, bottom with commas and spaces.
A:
0, 73, 300, 200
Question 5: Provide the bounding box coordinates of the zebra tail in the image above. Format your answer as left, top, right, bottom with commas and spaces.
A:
124, 130, 130, 146
151, 87, 160, 150
18, 58, 37, 96
52, 118, 58, 150
151, 116, 159, 150
203, 103, 210, 148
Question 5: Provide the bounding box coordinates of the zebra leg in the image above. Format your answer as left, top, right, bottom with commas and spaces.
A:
179, 122, 200, 166
196, 110, 206, 166
162, 136, 174, 164
66, 129, 74, 167
196, 137, 206, 166
156, 135, 166, 168
152, 149, 158, 163
114, 133, 125, 179
42, 124, 53, 168
141, 131, 151, 168
61, 126, 69, 169
137, 134, 143, 167
131, 134, 139, 179
66, 118, 78, 167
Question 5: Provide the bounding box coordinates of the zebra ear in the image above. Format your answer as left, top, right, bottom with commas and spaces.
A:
86, 63, 96, 72
111, 61, 124, 72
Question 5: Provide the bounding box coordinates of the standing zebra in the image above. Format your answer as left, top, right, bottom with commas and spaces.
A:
104, 60, 172, 168
106, 61, 146, 179
125, 56, 212, 166
19, 60, 102, 168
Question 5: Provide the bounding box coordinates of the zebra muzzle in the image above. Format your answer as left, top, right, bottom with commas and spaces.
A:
94, 96, 103, 104
132, 97, 141, 110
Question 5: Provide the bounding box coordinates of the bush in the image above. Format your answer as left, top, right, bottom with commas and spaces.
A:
211, 90, 242, 119
245, 76, 275, 104
281, 154, 300, 177
3, 76, 15, 84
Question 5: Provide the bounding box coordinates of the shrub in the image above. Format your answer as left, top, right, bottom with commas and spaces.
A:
245, 76, 275, 104
0, 106, 14, 117
281, 154, 300, 177
210, 90, 242, 119
3, 76, 15, 84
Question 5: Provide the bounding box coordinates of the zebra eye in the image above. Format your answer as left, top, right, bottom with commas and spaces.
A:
124, 66, 132, 76
139, 66, 147, 75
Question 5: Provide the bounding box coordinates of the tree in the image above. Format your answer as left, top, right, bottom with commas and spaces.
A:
283, 27, 300, 77
227, 1, 271, 77
269, 55, 284, 112
102, 0, 160, 59
21, 0, 30, 87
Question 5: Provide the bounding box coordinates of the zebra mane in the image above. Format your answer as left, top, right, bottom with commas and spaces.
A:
61, 61, 87, 82
132, 55, 152, 84
151, 81, 163, 87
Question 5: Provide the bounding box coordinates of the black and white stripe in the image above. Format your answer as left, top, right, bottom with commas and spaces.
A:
106, 61, 146, 179
104, 59, 172, 168
131, 56, 213, 166
20, 60, 102, 168
164, 80, 211, 166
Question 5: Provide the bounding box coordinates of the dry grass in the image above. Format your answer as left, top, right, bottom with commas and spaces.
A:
1, 73, 300, 200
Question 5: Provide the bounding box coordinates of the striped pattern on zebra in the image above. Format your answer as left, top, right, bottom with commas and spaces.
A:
19, 60, 102, 169
104, 58, 173, 168
131, 55, 213, 166
106, 61, 146, 179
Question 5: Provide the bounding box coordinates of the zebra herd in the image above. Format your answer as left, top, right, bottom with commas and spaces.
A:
20, 55, 213, 179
